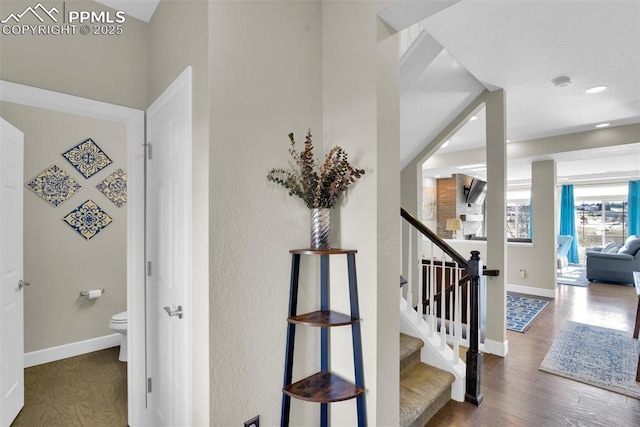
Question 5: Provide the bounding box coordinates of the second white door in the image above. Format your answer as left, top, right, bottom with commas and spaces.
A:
146, 67, 193, 426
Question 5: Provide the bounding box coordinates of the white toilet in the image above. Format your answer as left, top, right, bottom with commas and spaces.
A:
109, 311, 128, 362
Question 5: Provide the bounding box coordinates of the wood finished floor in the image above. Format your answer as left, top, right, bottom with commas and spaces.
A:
429, 281, 640, 426
11, 347, 127, 427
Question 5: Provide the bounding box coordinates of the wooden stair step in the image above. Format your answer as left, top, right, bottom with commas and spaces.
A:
400, 362, 455, 427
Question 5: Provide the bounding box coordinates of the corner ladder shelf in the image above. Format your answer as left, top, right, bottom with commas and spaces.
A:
280, 249, 367, 427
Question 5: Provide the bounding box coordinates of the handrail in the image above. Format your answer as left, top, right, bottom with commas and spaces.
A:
401, 208, 468, 267
401, 207, 494, 406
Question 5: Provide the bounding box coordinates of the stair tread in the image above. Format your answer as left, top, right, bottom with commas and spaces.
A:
400, 333, 424, 363
399, 363, 455, 427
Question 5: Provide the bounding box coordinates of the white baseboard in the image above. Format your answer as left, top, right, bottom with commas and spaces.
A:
507, 283, 555, 299
484, 339, 509, 357
24, 334, 122, 368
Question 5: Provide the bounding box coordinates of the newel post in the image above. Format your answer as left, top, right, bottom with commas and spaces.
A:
465, 250, 484, 406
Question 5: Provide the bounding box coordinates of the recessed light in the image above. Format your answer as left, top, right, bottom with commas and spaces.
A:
506, 139, 511, 143
595, 123, 610, 128
469, 116, 478, 121
434, 175, 441, 178
457, 163, 486, 169
441, 140, 450, 148
586, 86, 607, 94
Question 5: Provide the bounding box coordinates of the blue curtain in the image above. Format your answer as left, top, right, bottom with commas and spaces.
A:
629, 180, 640, 236
559, 184, 580, 263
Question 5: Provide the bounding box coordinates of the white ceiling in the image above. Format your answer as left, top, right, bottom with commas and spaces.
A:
404, 0, 640, 183
94, 0, 159, 22
96, 0, 639, 184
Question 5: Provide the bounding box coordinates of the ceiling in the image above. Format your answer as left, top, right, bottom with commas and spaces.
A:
94, 0, 159, 22
403, 0, 640, 184
96, 0, 639, 184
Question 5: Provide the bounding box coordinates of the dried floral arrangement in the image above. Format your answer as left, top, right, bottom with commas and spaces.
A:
267, 130, 365, 209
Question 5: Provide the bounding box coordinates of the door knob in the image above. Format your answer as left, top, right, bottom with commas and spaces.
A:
163, 305, 183, 319
18, 280, 30, 290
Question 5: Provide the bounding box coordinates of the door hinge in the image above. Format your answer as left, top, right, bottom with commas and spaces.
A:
147, 377, 152, 393
143, 141, 152, 160
147, 261, 152, 277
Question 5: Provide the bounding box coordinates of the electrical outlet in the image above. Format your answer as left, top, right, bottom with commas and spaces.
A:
244, 415, 259, 427
520, 269, 526, 279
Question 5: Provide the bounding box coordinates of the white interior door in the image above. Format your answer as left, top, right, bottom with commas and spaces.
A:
146, 67, 192, 426
0, 118, 24, 426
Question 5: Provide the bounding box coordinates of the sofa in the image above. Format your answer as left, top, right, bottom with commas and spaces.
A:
586, 235, 640, 284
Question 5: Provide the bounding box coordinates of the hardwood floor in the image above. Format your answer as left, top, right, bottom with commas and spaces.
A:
11, 347, 127, 427
429, 281, 640, 426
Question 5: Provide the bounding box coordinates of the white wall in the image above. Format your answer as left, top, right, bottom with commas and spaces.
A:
208, 2, 323, 425
0, 0, 148, 110
483, 90, 507, 353
507, 160, 557, 297
323, 1, 398, 425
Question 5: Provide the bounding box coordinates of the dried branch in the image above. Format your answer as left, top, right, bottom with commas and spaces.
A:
267, 129, 365, 209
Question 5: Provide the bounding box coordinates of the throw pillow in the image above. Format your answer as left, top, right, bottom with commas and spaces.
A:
618, 238, 640, 256
605, 245, 620, 253
601, 242, 617, 253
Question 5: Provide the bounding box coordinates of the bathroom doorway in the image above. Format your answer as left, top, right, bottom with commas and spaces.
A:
0, 80, 145, 426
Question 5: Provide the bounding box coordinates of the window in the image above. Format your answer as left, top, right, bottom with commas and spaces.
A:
507, 202, 531, 238
506, 189, 531, 239
575, 200, 628, 247
573, 183, 628, 248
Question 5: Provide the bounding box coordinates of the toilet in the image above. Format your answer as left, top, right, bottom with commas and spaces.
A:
109, 311, 128, 362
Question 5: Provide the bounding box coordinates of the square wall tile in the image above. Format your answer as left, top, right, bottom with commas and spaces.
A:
62, 138, 113, 179
96, 168, 127, 207
25, 165, 82, 207
63, 200, 113, 240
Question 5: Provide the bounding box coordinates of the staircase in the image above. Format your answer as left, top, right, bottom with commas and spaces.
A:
399, 208, 500, 423
399, 333, 455, 427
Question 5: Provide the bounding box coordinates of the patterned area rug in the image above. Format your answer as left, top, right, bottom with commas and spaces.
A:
506, 294, 550, 333
557, 265, 589, 287
540, 321, 640, 399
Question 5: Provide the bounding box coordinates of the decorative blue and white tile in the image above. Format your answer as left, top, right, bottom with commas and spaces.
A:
62, 200, 113, 240
62, 138, 113, 179
25, 165, 82, 207
96, 168, 127, 207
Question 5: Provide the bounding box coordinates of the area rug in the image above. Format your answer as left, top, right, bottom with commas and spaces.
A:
557, 265, 589, 287
540, 321, 640, 399
506, 294, 550, 333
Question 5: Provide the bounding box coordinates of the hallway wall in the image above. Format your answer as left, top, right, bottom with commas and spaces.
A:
0, 0, 148, 110
208, 1, 323, 425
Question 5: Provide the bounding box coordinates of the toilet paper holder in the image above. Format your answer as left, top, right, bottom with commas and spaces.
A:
79, 288, 105, 297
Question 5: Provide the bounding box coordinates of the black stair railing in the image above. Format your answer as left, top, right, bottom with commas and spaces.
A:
400, 207, 498, 406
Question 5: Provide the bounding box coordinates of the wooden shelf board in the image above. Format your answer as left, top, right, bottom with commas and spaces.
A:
288, 310, 357, 327
290, 248, 357, 255
283, 371, 364, 403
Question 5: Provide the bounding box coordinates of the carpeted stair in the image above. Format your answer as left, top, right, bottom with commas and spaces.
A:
400, 333, 455, 427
